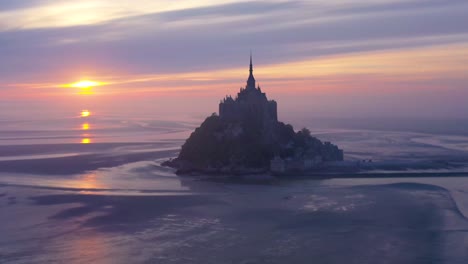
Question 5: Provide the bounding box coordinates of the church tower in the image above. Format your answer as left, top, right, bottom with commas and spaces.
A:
219, 54, 277, 122
246, 53, 256, 90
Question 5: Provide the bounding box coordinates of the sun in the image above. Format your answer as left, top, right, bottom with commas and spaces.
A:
81, 110, 91, 117
61, 80, 104, 95
70, 80, 101, 88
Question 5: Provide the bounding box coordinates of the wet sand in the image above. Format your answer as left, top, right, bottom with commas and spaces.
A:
1, 118, 468, 263
1, 180, 467, 263
0, 143, 179, 175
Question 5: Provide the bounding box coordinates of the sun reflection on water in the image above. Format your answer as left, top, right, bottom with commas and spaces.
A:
76, 173, 107, 195
64, 230, 110, 262
79, 173, 102, 189
80, 109, 93, 144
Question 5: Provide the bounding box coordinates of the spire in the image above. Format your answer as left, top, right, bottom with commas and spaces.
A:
249, 51, 253, 75
246, 51, 256, 89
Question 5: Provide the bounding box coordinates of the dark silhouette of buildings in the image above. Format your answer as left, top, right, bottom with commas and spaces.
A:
219, 54, 277, 124
166, 54, 344, 175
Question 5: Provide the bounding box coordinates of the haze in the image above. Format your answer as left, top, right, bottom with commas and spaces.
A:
1, 0, 468, 122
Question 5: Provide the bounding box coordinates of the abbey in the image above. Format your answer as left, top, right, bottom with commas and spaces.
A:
219, 55, 278, 123
164, 54, 344, 175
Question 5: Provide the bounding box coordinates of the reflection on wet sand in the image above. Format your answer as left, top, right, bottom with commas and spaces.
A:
78, 173, 103, 190
65, 231, 111, 264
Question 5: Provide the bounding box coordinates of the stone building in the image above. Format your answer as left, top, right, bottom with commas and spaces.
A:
219, 55, 277, 124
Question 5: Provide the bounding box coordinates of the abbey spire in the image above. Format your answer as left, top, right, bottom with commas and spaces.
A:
246, 52, 256, 90
249, 52, 253, 75
219, 55, 278, 122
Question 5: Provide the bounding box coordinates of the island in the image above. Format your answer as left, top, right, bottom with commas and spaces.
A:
164, 55, 344, 175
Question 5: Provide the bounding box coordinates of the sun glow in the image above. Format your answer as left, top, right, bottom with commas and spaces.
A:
81, 110, 91, 117
61, 80, 104, 95
81, 138, 91, 144
82, 123, 90, 130
70, 80, 102, 88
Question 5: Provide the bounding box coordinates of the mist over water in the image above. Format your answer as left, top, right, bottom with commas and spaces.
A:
290, 116, 468, 137
1, 108, 468, 263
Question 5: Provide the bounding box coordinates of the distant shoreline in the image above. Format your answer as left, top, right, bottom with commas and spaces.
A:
285, 171, 468, 179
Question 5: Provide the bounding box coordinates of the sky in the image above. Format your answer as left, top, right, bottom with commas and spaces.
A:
1, 0, 468, 120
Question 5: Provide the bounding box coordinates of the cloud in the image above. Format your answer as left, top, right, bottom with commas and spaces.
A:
1, 0, 468, 90
330, 0, 468, 16
0, 0, 258, 30
0, 0, 51, 12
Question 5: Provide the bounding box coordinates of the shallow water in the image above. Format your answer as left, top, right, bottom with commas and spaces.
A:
1, 114, 468, 263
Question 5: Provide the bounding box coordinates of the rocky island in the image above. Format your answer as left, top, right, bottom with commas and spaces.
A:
165, 55, 343, 175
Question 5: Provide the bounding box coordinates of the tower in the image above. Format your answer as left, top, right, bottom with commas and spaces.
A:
246, 52, 256, 90
219, 54, 277, 122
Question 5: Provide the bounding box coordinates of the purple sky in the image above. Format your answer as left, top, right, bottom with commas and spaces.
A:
1, 0, 468, 120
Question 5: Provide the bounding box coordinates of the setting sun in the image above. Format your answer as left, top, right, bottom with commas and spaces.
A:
61, 80, 104, 95
70, 80, 102, 88
81, 110, 91, 117
81, 138, 91, 144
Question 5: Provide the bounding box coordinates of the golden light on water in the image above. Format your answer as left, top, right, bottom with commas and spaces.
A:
80, 109, 92, 143
81, 110, 91, 117
78, 173, 102, 190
